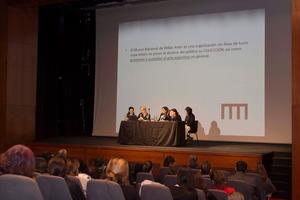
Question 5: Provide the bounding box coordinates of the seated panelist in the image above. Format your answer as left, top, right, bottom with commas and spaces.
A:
169, 108, 182, 122
158, 106, 170, 121
137, 105, 151, 121
125, 106, 138, 121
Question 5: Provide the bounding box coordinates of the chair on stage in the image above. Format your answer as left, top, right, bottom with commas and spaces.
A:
187, 120, 199, 142
0, 174, 43, 200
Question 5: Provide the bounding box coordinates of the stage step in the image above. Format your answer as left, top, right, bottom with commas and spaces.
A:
263, 151, 291, 200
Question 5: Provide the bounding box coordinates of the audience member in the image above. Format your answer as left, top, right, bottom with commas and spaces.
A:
188, 155, 200, 169
192, 170, 218, 200
56, 149, 68, 161
48, 157, 85, 200
201, 161, 213, 178
142, 161, 153, 173
35, 156, 48, 174
89, 157, 106, 179
0, 144, 35, 178
255, 163, 276, 195
168, 168, 198, 200
229, 160, 266, 200
105, 157, 139, 200
213, 170, 235, 195
163, 155, 176, 175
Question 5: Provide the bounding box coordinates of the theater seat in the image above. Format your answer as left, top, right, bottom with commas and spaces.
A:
140, 182, 173, 200
0, 174, 43, 200
36, 174, 72, 200
208, 189, 228, 200
227, 180, 252, 200
163, 175, 177, 186
87, 179, 125, 200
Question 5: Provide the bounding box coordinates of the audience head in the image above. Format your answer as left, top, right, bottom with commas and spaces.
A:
142, 160, 153, 173
35, 157, 48, 173
0, 144, 35, 178
90, 157, 106, 179
185, 107, 193, 115
48, 156, 67, 177
200, 160, 212, 175
176, 168, 195, 189
236, 160, 248, 173
163, 155, 176, 167
56, 149, 68, 160
105, 157, 129, 186
213, 170, 226, 188
78, 159, 90, 174
40, 151, 54, 162
66, 158, 80, 176
128, 106, 135, 116
188, 155, 199, 169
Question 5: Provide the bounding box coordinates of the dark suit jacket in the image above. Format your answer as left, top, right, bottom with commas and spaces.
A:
228, 172, 266, 200
171, 115, 182, 122
185, 113, 195, 126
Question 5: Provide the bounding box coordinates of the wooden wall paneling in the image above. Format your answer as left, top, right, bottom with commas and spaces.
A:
29, 143, 262, 171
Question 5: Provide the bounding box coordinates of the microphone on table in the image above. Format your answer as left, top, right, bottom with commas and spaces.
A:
148, 108, 151, 120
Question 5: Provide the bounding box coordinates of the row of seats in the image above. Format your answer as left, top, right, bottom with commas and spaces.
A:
0, 173, 232, 200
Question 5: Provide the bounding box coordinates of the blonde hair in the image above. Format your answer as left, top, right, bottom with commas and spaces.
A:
105, 158, 129, 186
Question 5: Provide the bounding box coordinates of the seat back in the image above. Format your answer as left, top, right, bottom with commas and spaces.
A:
66, 175, 84, 191
0, 174, 43, 200
202, 177, 214, 189
163, 175, 177, 186
36, 174, 72, 200
158, 167, 171, 183
87, 179, 125, 200
136, 172, 154, 183
196, 188, 206, 200
227, 180, 252, 200
140, 182, 173, 200
208, 189, 228, 200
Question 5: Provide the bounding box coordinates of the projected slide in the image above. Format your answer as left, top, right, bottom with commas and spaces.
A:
117, 9, 265, 137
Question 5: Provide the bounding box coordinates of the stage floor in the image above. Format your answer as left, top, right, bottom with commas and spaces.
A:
34, 136, 291, 155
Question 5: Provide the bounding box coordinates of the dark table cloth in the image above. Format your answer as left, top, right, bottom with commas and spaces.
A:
118, 121, 186, 147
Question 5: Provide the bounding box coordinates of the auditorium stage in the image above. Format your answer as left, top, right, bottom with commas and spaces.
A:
29, 136, 291, 171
